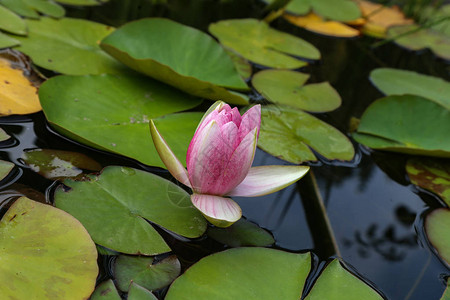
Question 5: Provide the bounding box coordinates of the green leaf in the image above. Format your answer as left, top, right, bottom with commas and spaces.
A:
252, 70, 341, 112
225, 49, 252, 80
370, 68, 450, 110
100, 18, 249, 105
0, 159, 14, 181
12, 17, 128, 75
0, 5, 27, 35
304, 259, 383, 299
425, 208, 450, 266
406, 158, 450, 206
23, 0, 65, 18
38, 74, 202, 168
90, 280, 121, 300
55, 166, 207, 255
128, 283, 159, 300
0, 0, 40, 19
54, 0, 109, 5
166, 248, 311, 300
209, 18, 320, 69
0, 197, 98, 299
354, 95, 450, 157
115, 255, 181, 291
258, 105, 355, 163
207, 218, 275, 247
0, 127, 10, 141
0, 31, 20, 48
441, 278, 450, 300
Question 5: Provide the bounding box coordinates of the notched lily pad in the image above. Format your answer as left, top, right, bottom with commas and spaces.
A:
0, 159, 14, 181
90, 279, 121, 300
209, 18, 320, 69
0, 197, 98, 299
54, 166, 207, 255
425, 208, 450, 266
115, 255, 181, 291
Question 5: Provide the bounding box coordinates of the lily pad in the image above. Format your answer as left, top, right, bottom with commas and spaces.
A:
258, 105, 355, 163
166, 248, 311, 300
90, 280, 121, 300
207, 218, 275, 247
12, 17, 128, 75
23, 0, 65, 18
22, 148, 102, 180
354, 95, 450, 157
225, 49, 252, 80
54, 166, 207, 255
0, 0, 40, 18
0, 31, 20, 48
370, 68, 450, 110
115, 255, 181, 291
304, 259, 383, 299
441, 279, 450, 300
0, 159, 14, 181
0, 5, 27, 35
252, 70, 341, 112
209, 18, 320, 69
128, 283, 159, 300
425, 208, 450, 266
0, 127, 9, 141
0, 197, 98, 299
55, 0, 109, 5
406, 158, 450, 206
39, 74, 202, 168
100, 18, 249, 105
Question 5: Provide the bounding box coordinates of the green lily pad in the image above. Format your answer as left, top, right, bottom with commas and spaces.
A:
0, 5, 27, 35
209, 18, 320, 69
100, 18, 249, 105
425, 208, 450, 266
354, 95, 450, 157
0, 127, 10, 141
0, 31, 19, 48
0, 197, 98, 299
22, 148, 102, 180
39, 74, 202, 168
387, 25, 450, 61
406, 158, 450, 206
166, 248, 311, 300
252, 70, 341, 112
128, 283, 159, 300
258, 105, 354, 163
207, 218, 275, 247
55, 166, 207, 255
0, 160, 14, 181
23, 0, 65, 18
441, 279, 450, 300
90, 280, 121, 300
115, 255, 181, 291
11, 17, 128, 75
304, 259, 383, 299
0, 0, 40, 18
370, 68, 450, 110
54, 0, 109, 5
225, 49, 252, 80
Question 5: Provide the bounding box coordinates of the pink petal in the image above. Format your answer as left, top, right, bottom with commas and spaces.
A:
238, 105, 261, 142
191, 194, 242, 227
195, 101, 226, 132
227, 165, 310, 197
149, 120, 191, 188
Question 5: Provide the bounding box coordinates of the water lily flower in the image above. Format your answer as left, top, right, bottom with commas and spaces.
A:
150, 101, 309, 227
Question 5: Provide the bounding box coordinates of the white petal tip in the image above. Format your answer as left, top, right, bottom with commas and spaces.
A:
191, 194, 242, 228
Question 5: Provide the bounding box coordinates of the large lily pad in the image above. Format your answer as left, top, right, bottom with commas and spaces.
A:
39, 74, 202, 168
0, 159, 14, 181
370, 68, 450, 110
252, 70, 341, 112
425, 208, 450, 266
258, 105, 354, 163
0, 5, 27, 35
0, 197, 98, 299
209, 19, 320, 69
406, 158, 450, 206
54, 166, 207, 255
354, 95, 450, 157
11, 17, 128, 75
100, 18, 249, 105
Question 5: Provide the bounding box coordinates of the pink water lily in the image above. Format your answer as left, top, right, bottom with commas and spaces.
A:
150, 101, 309, 227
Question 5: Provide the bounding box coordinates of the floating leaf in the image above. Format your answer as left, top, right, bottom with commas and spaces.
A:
207, 218, 275, 247
0, 0, 40, 18
0, 197, 98, 299
54, 0, 109, 5
0, 127, 9, 141
128, 283, 159, 300
0, 5, 27, 35
166, 248, 311, 299
12, 17, 128, 75
425, 208, 450, 266
354, 95, 450, 157
441, 279, 450, 300
387, 24, 450, 61
115, 255, 181, 291
406, 158, 450, 206
225, 49, 252, 80
258, 105, 354, 163
0, 31, 20, 48
55, 166, 207, 255
90, 280, 121, 300
252, 70, 341, 112
0, 57, 41, 115
23, 0, 65, 18
22, 148, 102, 180
39, 74, 202, 168
370, 68, 450, 110
304, 259, 383, 299
100, 18, 249, 105
209, 18, 320, 69
0, 159, 14, 181
284, 13, 360, 38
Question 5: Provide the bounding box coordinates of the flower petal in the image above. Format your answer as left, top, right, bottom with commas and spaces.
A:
149, 120, 191, 188
227, 165, 310, 197
238, 104, 261, 141
195, 101, 226, 132
191, 194, 242, 227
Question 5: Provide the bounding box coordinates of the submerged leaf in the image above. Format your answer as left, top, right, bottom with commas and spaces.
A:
0, 159, 14, 181
425, 208, 450, 266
